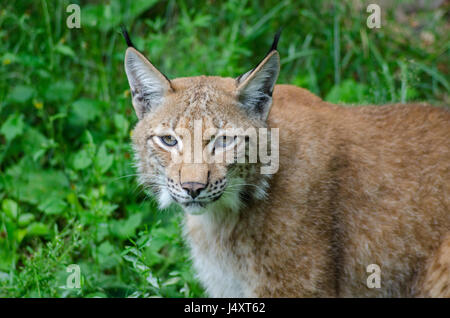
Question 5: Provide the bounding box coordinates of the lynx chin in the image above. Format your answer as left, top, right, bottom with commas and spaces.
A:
122, 27, 450, 297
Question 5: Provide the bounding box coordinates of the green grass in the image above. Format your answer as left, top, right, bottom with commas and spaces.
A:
0, 0, 448, 297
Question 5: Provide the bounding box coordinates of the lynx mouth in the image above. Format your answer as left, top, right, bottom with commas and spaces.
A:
185, 201, 206, 208
171, 192, 223, 206
179, 192, 224, 215
182, 201, 207, 215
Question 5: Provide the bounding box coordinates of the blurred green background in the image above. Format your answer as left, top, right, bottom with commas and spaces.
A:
0, 0, 448, 297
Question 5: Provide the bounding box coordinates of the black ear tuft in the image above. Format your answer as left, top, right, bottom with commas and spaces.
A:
121, 25, 135, 48
268, 29, 282, 53
236, 29, 283, 84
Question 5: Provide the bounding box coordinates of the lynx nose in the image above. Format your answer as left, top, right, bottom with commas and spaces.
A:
181, 182, 206, 199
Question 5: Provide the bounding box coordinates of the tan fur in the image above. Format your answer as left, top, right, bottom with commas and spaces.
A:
415, 234, 450, 297
126, 48, 450, 297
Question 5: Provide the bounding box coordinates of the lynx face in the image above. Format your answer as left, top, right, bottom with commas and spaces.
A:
124, 32, 280, 215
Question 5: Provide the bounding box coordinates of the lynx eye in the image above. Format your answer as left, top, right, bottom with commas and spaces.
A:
214, 135, 235, 148
159, 135, 178, 147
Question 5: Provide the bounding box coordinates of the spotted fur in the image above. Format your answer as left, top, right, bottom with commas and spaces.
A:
124, 35, 450, 297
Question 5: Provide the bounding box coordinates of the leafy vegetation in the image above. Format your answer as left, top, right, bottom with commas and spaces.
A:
0, 0, 448, 297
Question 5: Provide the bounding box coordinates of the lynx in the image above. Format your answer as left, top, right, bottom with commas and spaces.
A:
122, 28, 450, 297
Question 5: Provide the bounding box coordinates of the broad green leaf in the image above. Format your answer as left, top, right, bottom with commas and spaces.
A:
124, 214, 142, 233
26, 222, 50, 236
4, 159, 70, 205
98, 241, 114, 255
96, 241, 119, 270
7, 85, 34, 103
54, 44, 76, 58
96, 202, 118, 218
113, 114, 129, 137
16, 228, 27, 243
0, 114, 24, 142
22, 126, 49, 154
95, 144, 113, 174
18, 213, 35, 227
83, 130, 95, 147
2, 199, 18, 219
110, 213, 142, 239
45, 80, 74, 102
71, 99, 102, 124
73, 149, 92, 170
38, 198, 68, 215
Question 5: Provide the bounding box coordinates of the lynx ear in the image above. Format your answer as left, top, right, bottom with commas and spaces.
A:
122, 28, 172, 120
236, 31, 281, 121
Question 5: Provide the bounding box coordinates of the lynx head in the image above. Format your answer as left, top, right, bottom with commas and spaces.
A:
123, 28, 280, 215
